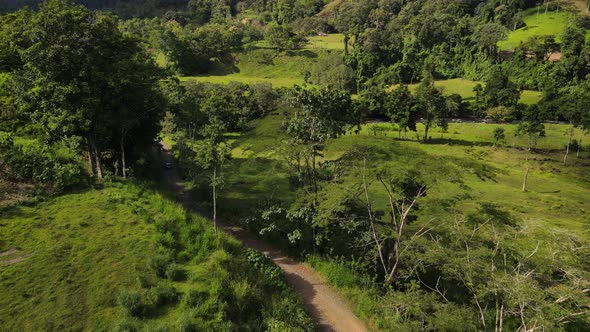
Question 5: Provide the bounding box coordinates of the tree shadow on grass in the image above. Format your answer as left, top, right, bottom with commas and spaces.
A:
420, 137, 496, 148
286, 50, 318, 58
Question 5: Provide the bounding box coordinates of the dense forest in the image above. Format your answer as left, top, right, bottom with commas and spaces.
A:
1, 0, 590, 331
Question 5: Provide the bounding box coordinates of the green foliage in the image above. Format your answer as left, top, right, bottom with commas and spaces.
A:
245, 249, 286, 290
474, 23, 508, 56
265, 22, 307, 51
415, 79, 449, 140
307, 52, 355, 91
0, 132, 83, 192
198, 108, 590, 330
287, 85, 358, 147
165, 263, 185, 281
162, 22, 244, 75
0, 181, 313, 330
149, 284, 179, 306
183, 289, 207, 308
149, 254, 173, 278
493, 127, 506, 145
118, 289, 146, 317
484, 67, 521, 108
4, 0, 166, 179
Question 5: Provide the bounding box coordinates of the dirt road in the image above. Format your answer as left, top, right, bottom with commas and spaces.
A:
160, 145, 368, 332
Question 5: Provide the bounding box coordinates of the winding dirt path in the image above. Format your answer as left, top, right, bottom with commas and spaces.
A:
160, 145, 367, 332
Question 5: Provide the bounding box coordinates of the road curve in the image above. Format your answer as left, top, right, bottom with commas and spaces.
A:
160, 144, 368, 332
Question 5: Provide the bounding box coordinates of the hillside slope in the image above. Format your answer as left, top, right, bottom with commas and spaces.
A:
0, 181, 313, 331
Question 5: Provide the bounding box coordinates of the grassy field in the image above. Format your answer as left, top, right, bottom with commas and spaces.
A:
179, 34, 345, 88
0, 181, 312, 330
171, 112, 588, 329
306, 34, 345, 51
498, 8, 574, 50
392, 78, 543, 104
211, 112, 590, 239
0, 185, 158, 330
180, 48, 322, 87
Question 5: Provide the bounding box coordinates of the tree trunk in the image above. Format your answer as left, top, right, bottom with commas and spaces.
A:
94, 147, 103, 180
87, 142, 95, 177
522, 166, 530, 192
343, 34, 349, 55
564, 126, 573, 166
423, 123, 430, 141
121, 135, 127, 179
89, 135, 103, 179
212, 165, 217, 234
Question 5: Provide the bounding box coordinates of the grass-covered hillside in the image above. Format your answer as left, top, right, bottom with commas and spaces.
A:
499, 8, 575, 50
170, 111, 590, 329
220, 113, 590, 233
0, 181, 312, 331
391, 78, 543, 105
179, 35, 345, 88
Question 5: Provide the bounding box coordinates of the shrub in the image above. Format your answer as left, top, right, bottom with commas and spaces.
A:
486, 106, 515, 122
246, 249, 285, 290
149, 254, 172, 277
136, 271, 152, 289
177, 314, 196, 332
156, 231, 176, 248
183, 289, 207, 308
149, 284, 179, 306
114, 319, 140, 332
0, 132, 82, 192
117, 289, 145, 317
165, 263, 185, 281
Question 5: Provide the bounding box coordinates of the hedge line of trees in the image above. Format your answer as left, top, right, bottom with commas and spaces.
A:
0, 0, 166, 186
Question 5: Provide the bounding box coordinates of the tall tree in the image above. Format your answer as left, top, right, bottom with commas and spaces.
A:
287, 86, 358, 190
414, 78, 448, 141
385, 84, 418, 139
8, 0, 165, 179
558, 82, 590, 165
515, 105, 546, 151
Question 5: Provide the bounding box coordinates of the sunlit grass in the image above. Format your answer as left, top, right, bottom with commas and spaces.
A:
391, 78, 542, 104
218, 113, 590, 240
498, 8, 574, 50
305, 34, 345, 51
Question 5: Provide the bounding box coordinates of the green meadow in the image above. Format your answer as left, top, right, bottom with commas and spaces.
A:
179, 35, 345, 88
179, 49, 314, 87
392, 78, 543, 104
0, 181, 312, 330
169, 111, 589, 328
499, 8, 574, 50
220, 113, 590, 231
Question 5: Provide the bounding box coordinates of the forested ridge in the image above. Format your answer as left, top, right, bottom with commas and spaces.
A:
1, 0, 590, 331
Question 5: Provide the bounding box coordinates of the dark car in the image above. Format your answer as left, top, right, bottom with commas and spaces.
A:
164, 162, 173, 170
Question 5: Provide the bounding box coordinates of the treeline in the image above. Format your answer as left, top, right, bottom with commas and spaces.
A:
0, 0, 166, 194
0, 0, 189, 16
